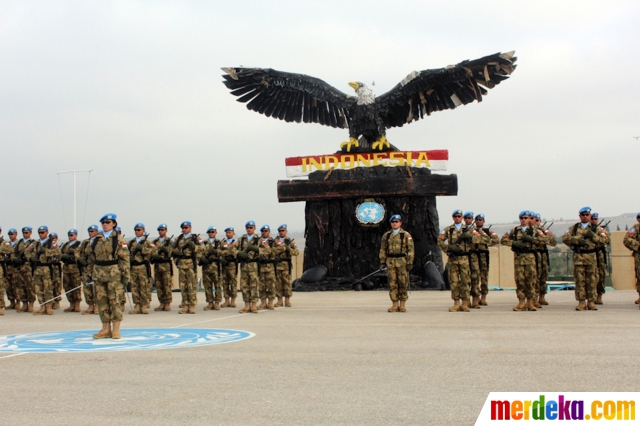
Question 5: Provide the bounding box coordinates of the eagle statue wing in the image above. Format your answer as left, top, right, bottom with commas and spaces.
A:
222, 68, 357, 129
375, 51, 517, 129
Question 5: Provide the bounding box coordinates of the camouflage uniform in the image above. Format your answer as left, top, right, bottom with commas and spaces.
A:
89, 231, 130, 323
152, 236, 174, 308
173, 234, 201, 311
438, 224, 482, 310
0, 239, 14, 312
237, 234, 260, 304
272, 237, 299, 300
25, 237, 61, 313
3, 238, 20, 309
76, 239, 96, 310
594, 228, 610, 299
501, 226, 544, 307
532, 227, 557, 303
468, 225, 490, 302
219, 237, 238, 305
52, 257, 63, 308
562, 223, 608, 308
623, 223, 640, 299
201, 238, 222, 308
13, 238, 36, 310
60, 240, 83, 309
257, 236, 276, 307
128, 237, 155, 309
380, 229, 415, 303
475, 227, 500, 296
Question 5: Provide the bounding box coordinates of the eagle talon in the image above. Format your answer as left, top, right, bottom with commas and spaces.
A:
372, 136, 390, 151
340, 138, 359, 153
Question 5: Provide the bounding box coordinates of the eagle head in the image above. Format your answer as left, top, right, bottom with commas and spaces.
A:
348, 81, 375, 105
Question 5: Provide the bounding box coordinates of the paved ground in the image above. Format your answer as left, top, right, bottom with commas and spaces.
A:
1, 289, 639, 425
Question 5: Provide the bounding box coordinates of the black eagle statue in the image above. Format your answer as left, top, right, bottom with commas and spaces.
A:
222, 51, 516, 153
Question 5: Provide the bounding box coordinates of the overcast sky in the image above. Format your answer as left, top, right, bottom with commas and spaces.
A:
2, 1, 639, 239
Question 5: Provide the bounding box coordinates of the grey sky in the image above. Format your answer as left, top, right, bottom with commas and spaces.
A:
1, 1, 639, 239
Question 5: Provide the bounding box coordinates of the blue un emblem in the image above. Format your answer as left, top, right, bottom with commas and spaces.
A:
356, 201, 385, 225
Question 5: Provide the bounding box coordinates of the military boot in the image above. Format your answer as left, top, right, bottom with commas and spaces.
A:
7, 300, 16, 310
204, 302, 213, 311
266, 299, 274, 310
587, 301, 598, 310
129, 304, 141, 315
120, 301, 125, 311
575, 300, 587, 311
154, 303, 165, 312
214, 301, 220, 310
258, 298, 267, 310
33, 304, 46, 315
13, 300, 21, 311
449, 300, 461, 312
52, 300, 60, 310
513, 299, 526, 311
479, 294, 488, 306
285, 297, 292, 307
596, 294, 603, 305
539, 294, 549, 305
635, 293, 640, 304
534, 299, 542, 308
460, 299, 471, 312
45, 303, 54, 315
140, 304, 149, 314
178, 304, 189, 314
274, 297, 284, 307
82, 303, 93, 315
398, 300, 407, 312
187, 305, 195, 314
64, 302, 75, 312
73, 300, 82, 312
527, 298, 537, 311
93, 322, 112, 339
471, 296, 481, 309
230, 297, 237, 308
220, 297, 230, 308
388, 301, 399, 312
27, 302, 34, 312
163, 303, 171, 311
111, 321, 122, 339
239, 302, 250, 313
250, 302, 258, 313
0, 308, 4, 315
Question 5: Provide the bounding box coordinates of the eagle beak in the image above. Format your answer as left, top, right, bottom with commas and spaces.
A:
348, 81, 360, 91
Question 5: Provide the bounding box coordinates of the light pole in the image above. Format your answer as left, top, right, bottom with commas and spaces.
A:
57, 169, 92, 229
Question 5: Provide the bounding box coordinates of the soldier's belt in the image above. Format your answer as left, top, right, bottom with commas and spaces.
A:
387, 253, 407, 258
573, 248, 598, 254
95, 260, 118, 266
512, 249, 536, 255
154, 259, 172, 264
259, 260, 275, 264
131, 260, 146, 266
277, 258, 292, 264
243, 259, 259, 263
224, 256, 235, 261
63, 259, 77, 265
36, 262, 54, 267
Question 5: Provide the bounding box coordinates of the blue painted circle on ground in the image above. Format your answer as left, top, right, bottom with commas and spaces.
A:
0, 328, 255, 354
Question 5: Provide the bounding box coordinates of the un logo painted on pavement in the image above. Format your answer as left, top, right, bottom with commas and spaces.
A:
0, 328, 254, 354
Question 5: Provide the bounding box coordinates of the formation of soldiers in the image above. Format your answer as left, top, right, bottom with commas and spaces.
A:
0, 216, 299, 326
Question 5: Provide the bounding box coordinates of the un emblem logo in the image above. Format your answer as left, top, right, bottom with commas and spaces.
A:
356, 200, 385, 225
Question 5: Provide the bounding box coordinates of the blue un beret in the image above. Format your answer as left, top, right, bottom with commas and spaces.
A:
579, 207, 591, 214
68, 228, 78, 235
134, 223, 145, 230
157, 223, 167, 230
88, 225, 99, 231
389, 214, 402, 222
245, 220, 256, 227
637, 212, 640, 218
452, 209, 463, 216
591, 212, 599, 219
8, 228, 17, 234
38, 226, 48, 232
50, 232, 58, 238
463, 211, 474, 218
278, 224, 287, 231
260, 224, 270, 231
100, 213, 117, 223
224, 227, 234, 232
519, 210, 530, 218
207, 226, 217, 232
180, 221, 191, 227
475, 213, 485, 220
534, 212, 541, 220
115, 226, 122, 232
22, 227, 33, 232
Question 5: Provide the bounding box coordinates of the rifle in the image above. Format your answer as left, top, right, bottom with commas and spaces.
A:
352, 265, 387, 286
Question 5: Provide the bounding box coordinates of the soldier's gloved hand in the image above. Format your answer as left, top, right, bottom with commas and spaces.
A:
219, 257, 228, 266
237, 251, 248, 259
522, 235, 534, 243
172, 249, 184, 257
37, 246, 46, 255
273, 255, 281, 263
458, 232, 472, 241
77, 257, 88, 266
29, 256, 38, 263
207, 247, 217, 257
512, 241, 526, 250
584, 230, 595, 239
159, 246, 170, 254
406, 263, 413, 271
68, 248, 75, 255
246, 244, 259, 253
285, 246, 291, 255
12, 258, 23, 266
61, 254, 71, 262
200, 256, 210, 265
578, 238, 589, 247
150, 254, 161, 262
449, 244, 463, 253
186, 240, 196, 250
121, 278, 130, 288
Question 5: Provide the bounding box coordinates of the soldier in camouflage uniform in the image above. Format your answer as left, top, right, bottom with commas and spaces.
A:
13, 227, 36, 313
473, 214, 500, 306
438, 209, 482, 312
623, 212, 640, 307
501, 211, 545, 311
3, 229, 21, 310
463, 211, 487, 309
151, 224, 173, 311
562, 207, 608, 311
531, 213, 557, 307
60, 229, 83, 313
0, 227, 14, 315
49, 233, 63, 309
128, 223, 155, 314
24, 226, 61, 315
219, 227, 238, 308
76, 225, 99, 314
272, 224, 299, 308
236, 221, 261, 313
380, 214, 414, 313
90, 213, 130, 339
589, 213, 610, 305
200, 226, 222, 311
172, 221, 201, 314
256, 225, 276, 310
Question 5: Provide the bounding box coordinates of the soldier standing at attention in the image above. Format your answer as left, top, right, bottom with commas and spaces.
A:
236, 221, 261, 314
473, 214, 499, 306
13, 227, 36, 313
380, 215, 414, 313
77, 225, 99, 314
49, 232, 63, 309
622, 212, 640, 307
272, 224, 299, 308
128, 223, 155, 315
501, 211, 544, 311
438, 210, 479, 312
532, 213, 556, 307
219, 227, 238, 308
4, 229, 21, 310
172, 221, 201, 314
257, 225, 276, 310
60, 229, 83, 313
463, 211, 486, 309
26, 226, 61, 315
91, 213, 130, 339
0, 227, 14, 315
562, 207, 608, 311
151, 224, 173, 311
590, 213, 610, 305
200, 226, 222, 311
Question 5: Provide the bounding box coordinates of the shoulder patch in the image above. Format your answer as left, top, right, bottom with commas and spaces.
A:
629, 228, 636, 234
122, 242, 127, 247
406, 235, 412, 240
